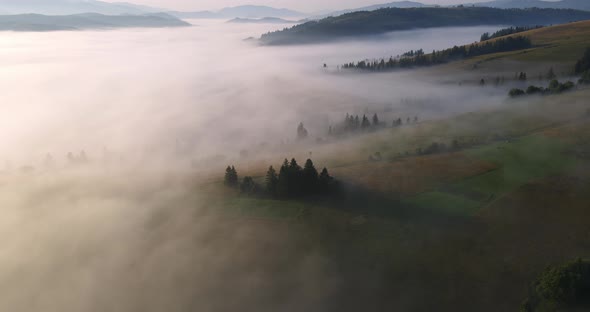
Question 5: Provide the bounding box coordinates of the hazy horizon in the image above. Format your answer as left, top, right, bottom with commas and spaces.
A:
100, 0, 561, 13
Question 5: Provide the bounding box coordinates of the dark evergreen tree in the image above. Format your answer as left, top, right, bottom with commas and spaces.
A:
277, 159, 290, 197
480, 32, 490, 42
297, 122, 309, 140
302, 159, 319, 194
319, 167, 335, 194
575, 47, 590, 74
509, 88, 526, 97
372, 113, 380, 126
361, 115, 370, 129
224, 165, 239, 187
266, 166, 279, 196
240, 176, 257, 194
579, 71, 590, 85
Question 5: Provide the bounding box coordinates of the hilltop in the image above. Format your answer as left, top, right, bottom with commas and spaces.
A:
260, 7, 590, 45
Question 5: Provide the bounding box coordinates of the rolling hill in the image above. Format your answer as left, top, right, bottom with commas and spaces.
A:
0, 13, 190, 31
0, 0, 165, 15
312, 1, 428, 19
260, 7, 590, 45
471, 0, 590, 11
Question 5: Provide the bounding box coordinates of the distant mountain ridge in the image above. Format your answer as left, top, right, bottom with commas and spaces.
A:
0, 0, 165, 15
314, 1, 428, 19
227, 17, 298, 24
469, 0, 590, 11
0, 13, 190, 31
315, 0, 590, 18
167, 5, 305, 19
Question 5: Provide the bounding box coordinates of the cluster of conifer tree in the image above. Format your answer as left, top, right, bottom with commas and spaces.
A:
224, 166, 239, 187
480, 26, 542, 42
224, 159, 337, 198
342, 36, 532, 71
509, 79, 575, 97
329, 113, 417, 136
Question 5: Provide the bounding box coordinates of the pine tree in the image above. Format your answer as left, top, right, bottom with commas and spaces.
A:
224, 165, 238, 187
372, 113, 379, 126
361, 115, 370, 129
302, 159, 319, 194
240, 176, 256, 194
319, 167, 334, 194
297, 122, 309, 140
266, 166, 279, 196
277, 159, 290, 197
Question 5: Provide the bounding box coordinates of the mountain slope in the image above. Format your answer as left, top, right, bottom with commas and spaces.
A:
261, 7, 590, 45
471, 0, 590, 11
0, 0, 164, 15
0, 13, 190, 31
315, 1, 428, 19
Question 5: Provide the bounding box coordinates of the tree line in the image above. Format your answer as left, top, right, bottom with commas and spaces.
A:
509, 79, 575, 97
329, 113, 418, 136
224, 158, 338, 198
480, 26, 542, 42
342, 36, 532, 72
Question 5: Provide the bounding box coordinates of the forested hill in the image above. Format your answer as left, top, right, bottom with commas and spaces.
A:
0, 13, 190, 32
260, 7, 590, 45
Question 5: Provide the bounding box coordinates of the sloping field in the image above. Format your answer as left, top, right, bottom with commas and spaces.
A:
404, 135, 577, 216
460, 20, 590, 73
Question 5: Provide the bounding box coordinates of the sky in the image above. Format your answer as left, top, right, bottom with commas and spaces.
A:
103, 0, 500, 12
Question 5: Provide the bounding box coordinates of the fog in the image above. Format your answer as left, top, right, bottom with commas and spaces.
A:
0, 21, 505, 167
0, 20, 509, 311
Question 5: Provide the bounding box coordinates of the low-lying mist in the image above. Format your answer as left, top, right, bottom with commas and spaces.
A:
0, 21, 504, 168
0, 20, 513, 311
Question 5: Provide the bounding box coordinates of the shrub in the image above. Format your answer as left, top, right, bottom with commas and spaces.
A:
522, 259, 590, 311
509, 88, 526, 97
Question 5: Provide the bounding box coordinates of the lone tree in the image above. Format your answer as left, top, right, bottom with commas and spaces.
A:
297, 122, 309, 140
224, 166, 239, 187
265, 166, 279, 196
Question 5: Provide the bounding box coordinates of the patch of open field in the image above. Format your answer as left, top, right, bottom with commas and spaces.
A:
333, 153, 497, 196
405, 135, 577, 216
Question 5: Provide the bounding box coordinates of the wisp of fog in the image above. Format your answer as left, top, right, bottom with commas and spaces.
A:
0, 20, 506, 312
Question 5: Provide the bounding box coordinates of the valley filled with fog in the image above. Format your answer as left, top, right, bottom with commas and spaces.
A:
0, 21, 530, 312
0, 21, 503, 168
